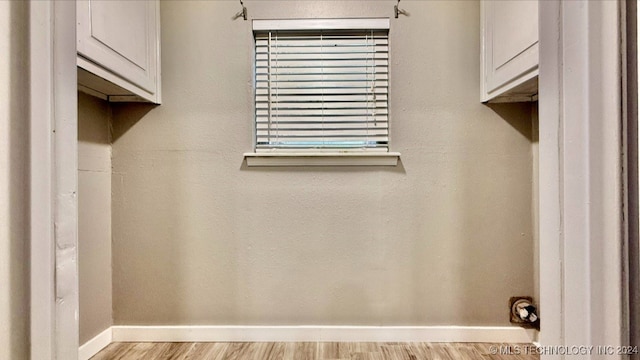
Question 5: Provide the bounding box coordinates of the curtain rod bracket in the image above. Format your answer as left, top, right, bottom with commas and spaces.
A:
394, 0, 408, 18
234, 0, 247, 21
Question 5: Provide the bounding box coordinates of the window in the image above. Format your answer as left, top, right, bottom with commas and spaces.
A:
246, 19, 399, 166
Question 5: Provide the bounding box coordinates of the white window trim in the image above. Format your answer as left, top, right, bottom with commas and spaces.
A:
248, 18, 399, 167
244, 152, 401, 167
252, 18, 390, 31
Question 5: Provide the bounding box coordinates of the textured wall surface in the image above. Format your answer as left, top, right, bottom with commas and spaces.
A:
78, 92, 113, 344
111, 0, 535, 326
0, 1, 29, 358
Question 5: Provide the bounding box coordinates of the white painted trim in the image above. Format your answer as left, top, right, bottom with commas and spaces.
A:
29, 1, 56, 358
111, 325, 536, 343
79, 328, 112, 360
537, 1, 563, 354
244, 152, 400, 167
77, 84, 108, 101
78, 57, 159, 104
538, 0, 624, 358
482, 70, 538, 103
52, 1, 80, 359
636, 2, 640, 351
486, 93, 538, 104
81, 325, 537, 358
253, 18, 390, 31
29, 0, 79, 359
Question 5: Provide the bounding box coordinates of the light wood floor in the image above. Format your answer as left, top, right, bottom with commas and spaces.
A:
91, 342, 540, 360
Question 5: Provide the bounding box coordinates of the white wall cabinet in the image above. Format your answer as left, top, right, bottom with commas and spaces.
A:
77, 0, 161, 103
481, 0, 538, 103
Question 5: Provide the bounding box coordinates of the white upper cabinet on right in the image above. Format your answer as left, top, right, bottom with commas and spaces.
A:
481, 0, 538, 103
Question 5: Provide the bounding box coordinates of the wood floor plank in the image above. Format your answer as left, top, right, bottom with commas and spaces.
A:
224, 342, 251, 360
355, 343, 382, 353
351, 352, 384, 360
421, 343, 456, 360
141, 343, 173, 359
282, 342, 297, 360
336, 342, 352, 359
182, 343, 221, 360
90, 342, 133, 360
293, 342, 317, 360
92, 342, 540, 360
94, 342, 157, 360
225, 342, 277, 360
449, 344, 483, 360
317, 342, 338, 359
252, 343, 278, 360
379, 345, 413, 360
203, 342, 232, 360
407, 342, 430, 359
159, 343, 198, 360
264, 342, 286, 360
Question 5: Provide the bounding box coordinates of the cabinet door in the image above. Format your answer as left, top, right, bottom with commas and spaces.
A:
482, 0, 538, 101
77, 0, 158, 94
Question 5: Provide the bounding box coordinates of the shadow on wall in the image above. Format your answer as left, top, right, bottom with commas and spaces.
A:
444, 100, 537, 325
8, 0, 29, 358
484, 100, 537, 324
110, 102, 158, 142
78, 93, 111, 144
485, 102, 535, 142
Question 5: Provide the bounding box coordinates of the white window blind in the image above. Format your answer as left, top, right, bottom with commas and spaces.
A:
254, 20, 390, 152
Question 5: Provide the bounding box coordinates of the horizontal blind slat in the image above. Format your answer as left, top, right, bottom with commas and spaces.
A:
256, 104, 388, 110
258, 130, 388, 136
257, 108, 388, 115
257, 136, 389, 141
256, 124, 390, 132
256, 89, 387, 96
256, 143, 389, 148
257, 115, 388, 122
256, 68, 388, 75
256, 94, 388, 102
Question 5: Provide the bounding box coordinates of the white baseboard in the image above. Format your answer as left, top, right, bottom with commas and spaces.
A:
79, 327, 113, 360
80, 325, 537, 359
111, 325, 537, 343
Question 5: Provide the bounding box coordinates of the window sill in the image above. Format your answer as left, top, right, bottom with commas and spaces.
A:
244, 152, 401, 167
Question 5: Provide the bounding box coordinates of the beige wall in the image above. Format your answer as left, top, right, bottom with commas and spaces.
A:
111, 0, 535, 326
78, 92, 113, 344
0, 0, 29, 358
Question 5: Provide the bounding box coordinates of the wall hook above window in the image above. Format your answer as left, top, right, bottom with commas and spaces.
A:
394, 0, 408, 18
234, 0, 247, 21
